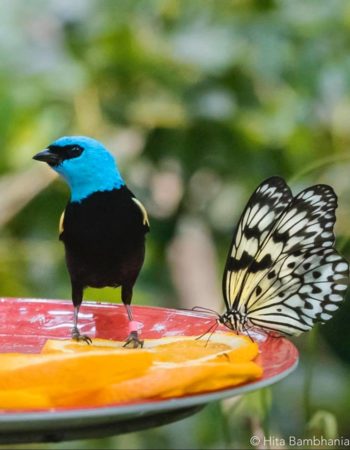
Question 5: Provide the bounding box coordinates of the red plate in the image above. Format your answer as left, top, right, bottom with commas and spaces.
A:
0, 298, 298, 443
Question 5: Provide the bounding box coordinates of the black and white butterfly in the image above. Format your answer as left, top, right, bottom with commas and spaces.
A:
217, 176, 349, 336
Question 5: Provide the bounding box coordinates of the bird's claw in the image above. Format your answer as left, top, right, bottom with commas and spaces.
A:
71, 329, 92, 345
123, 331, 144, 349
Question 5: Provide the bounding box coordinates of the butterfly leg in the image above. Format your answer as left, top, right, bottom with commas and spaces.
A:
195, 320, 219, 343
242, 324, 255, 343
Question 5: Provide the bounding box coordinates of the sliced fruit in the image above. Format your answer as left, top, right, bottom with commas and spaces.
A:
149, 334, 259, 363
0, 332, 263, 409
0, 390, 52, 410
94, 361, 263, 405
41, 338, 124, 354
0, 349, 153, 391
41, 332, 259, 363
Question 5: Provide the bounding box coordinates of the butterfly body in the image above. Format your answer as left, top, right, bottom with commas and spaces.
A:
220, 177, 349, 337
218, 309, 248, 333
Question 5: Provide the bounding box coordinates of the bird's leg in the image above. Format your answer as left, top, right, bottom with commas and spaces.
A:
122, 286, 144, 349
123, 304, 144, 348
71, 284, 92, 344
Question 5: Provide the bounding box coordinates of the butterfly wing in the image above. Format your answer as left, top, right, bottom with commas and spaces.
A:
247, 247, 348, 335
272, 184, 338, 251
223, 179, 349, 335
222, 177, 293, 312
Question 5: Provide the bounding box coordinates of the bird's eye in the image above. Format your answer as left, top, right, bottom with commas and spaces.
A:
69, 146, 83, 158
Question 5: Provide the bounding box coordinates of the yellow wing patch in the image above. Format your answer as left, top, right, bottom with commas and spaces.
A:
59, 211, 65, 234
132, 198, 150, 227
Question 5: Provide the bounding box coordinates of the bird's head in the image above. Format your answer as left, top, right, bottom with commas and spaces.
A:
33, 136, 125, 202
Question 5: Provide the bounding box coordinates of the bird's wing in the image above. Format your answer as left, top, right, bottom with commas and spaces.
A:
59, 210, 65, 235
132, 197, 150, 228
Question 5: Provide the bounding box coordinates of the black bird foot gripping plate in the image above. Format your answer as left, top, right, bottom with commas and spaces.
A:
123, 331, 144, 349
71, 328, 93, 345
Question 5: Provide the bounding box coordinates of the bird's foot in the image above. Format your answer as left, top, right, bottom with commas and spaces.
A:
123, 331, 144, 349
71, 328, 92, 345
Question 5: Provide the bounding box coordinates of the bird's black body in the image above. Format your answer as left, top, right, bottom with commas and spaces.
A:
60, 186, 149, 344
61, 187, 148, 300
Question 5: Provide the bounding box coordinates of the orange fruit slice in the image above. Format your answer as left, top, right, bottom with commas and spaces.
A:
94, 361, 263, 406
0, 349, 153, 392
0, 332, 262, 409
42, 333, 259, 363
0, 390, 52, 410
41, 338, 125, 354
147, 333, 259, 363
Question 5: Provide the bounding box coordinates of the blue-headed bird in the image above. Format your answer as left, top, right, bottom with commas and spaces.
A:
33, 136, 149, 347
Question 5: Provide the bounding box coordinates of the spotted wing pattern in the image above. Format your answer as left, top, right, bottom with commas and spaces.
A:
223, 177, 293, 311
222, 177, 349, 336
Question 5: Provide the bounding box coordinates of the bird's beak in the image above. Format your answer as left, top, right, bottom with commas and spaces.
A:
33, 149, 61, 166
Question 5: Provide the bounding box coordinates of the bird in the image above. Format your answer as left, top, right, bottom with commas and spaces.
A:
33, 136, 149, 347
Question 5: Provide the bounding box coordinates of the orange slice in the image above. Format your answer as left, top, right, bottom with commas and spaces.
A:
147, 334, 259, 363
41, 338, 125, 354
94, 361, 263, 406
0, 349, 153, 392
0, 332, 262, 409
0, 390, 52, 410
42, 333, 259, 363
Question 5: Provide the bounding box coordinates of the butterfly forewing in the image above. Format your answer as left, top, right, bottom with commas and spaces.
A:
275, 185, 337, 252
241, 184, 339, 312
222, 177, 349, 336
223, 177, 293, 311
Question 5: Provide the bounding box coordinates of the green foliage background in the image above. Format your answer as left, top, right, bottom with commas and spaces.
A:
1, 0, 350, 448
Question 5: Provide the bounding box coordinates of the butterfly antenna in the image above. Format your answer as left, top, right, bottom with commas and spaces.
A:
177, 306, 219, 317
191, 306, 220, 317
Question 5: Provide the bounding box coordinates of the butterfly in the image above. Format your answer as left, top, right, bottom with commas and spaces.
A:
216, 176, 349, 337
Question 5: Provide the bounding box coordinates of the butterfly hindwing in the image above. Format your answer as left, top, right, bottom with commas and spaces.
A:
247, 247, 348, 335
222, 177, 349, 336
